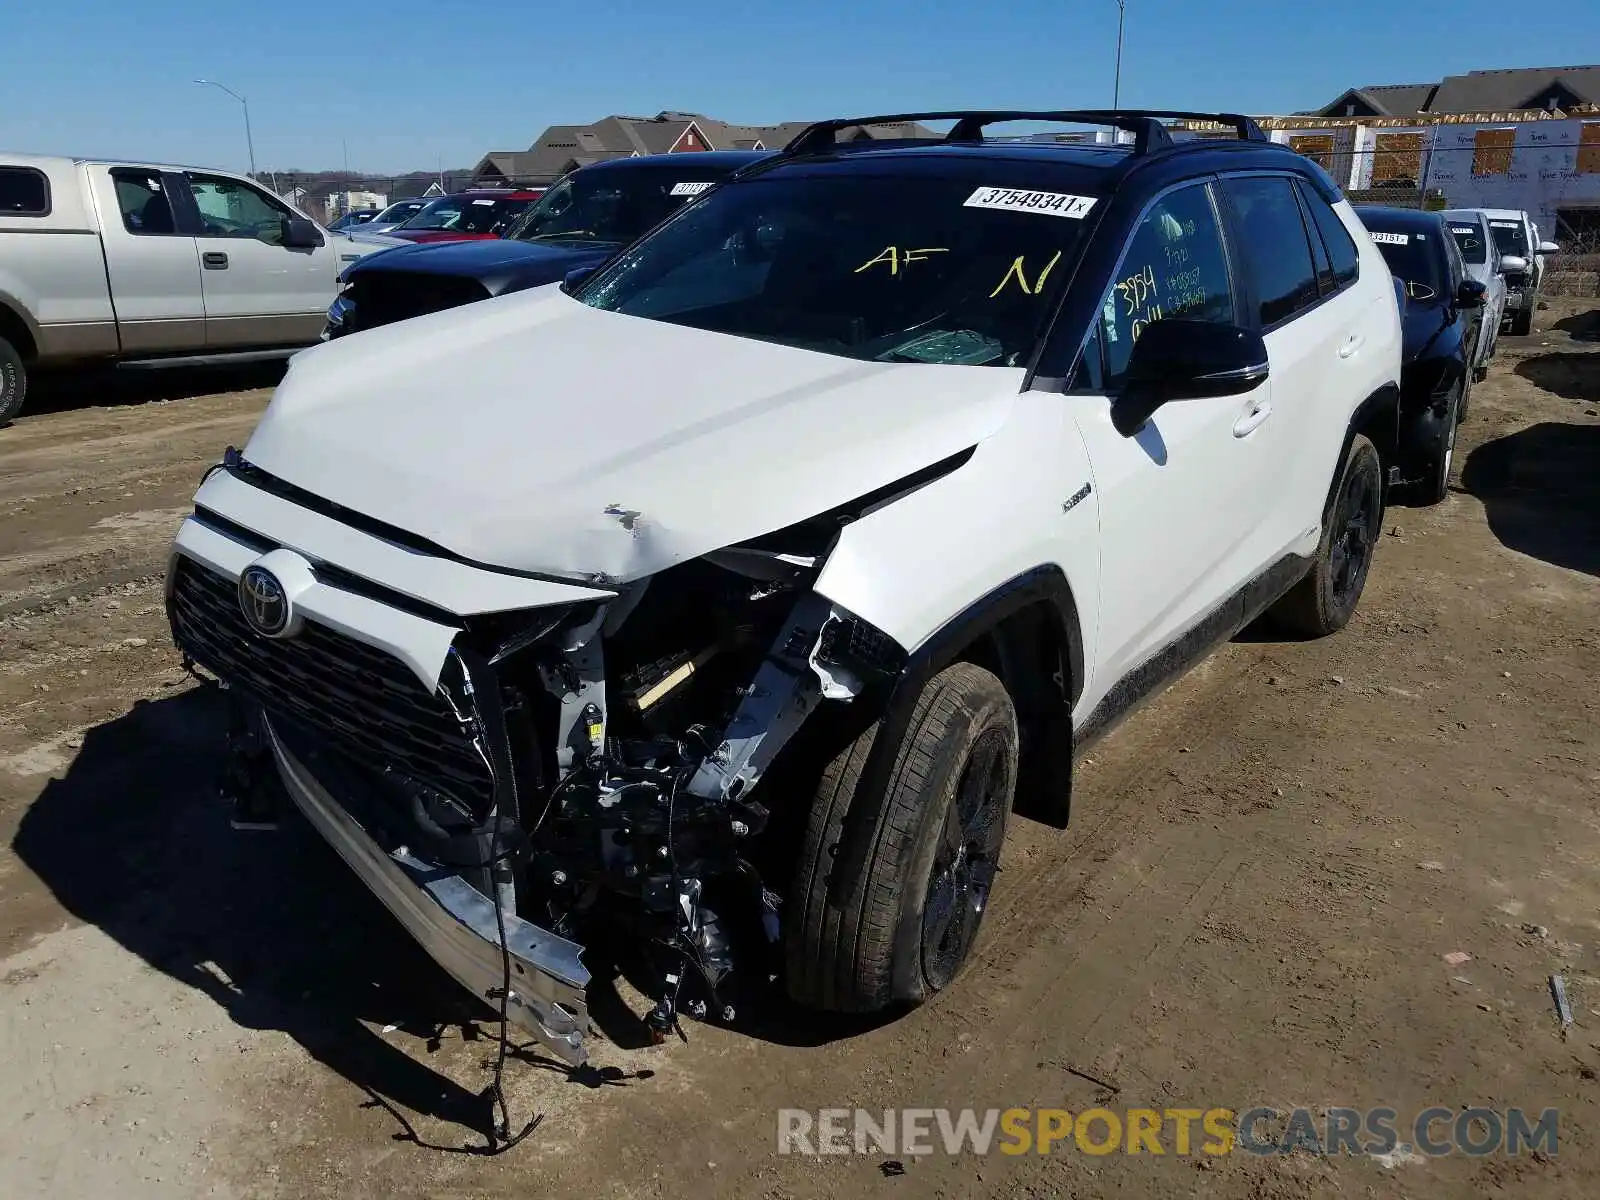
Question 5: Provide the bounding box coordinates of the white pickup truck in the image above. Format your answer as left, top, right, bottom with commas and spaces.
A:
0, 154, 403, 422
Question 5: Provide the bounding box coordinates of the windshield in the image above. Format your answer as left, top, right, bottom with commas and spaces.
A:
1447, 221, 1487, 264
374, 201, 424, 223
505, 170, 730, 244
574, 174, 1099, 366
399, 195, 533, 234
1365, 225, 1444, 294
1489, 219, 1528, 257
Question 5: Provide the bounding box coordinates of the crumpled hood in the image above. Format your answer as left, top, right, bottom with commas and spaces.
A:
243, 288, 1019, 582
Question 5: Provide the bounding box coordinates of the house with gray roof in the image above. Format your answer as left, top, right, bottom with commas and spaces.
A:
1313, 64, 1600, 118
472, 112, 938, 186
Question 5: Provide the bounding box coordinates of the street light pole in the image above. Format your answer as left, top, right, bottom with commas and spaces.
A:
1112, 0, 1127, 110
194, 79, 256, 179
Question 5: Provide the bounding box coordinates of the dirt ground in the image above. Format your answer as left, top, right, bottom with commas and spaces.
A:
1, 304, 1598, 1199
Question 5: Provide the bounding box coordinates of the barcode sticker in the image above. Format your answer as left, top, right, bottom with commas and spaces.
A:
1451, 227, 1475, 234
669, 181, 714, 196
963, 187, 1097, 219
472, 199, 496, 206
1491, 220, 1519, 228
1368, 231, 1409, 245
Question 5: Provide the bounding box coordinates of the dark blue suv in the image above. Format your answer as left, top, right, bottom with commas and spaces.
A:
324, 150, 771, 338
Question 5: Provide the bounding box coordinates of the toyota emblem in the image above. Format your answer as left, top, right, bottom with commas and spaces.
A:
238, 565, 291, 637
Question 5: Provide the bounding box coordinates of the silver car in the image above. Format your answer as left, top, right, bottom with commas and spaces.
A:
360, 198, 428, 234
1442, 210, 1507, 380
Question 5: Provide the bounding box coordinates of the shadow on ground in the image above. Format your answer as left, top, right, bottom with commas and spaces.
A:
10, 688, 571, 1147
1460, 419, 1600, 577
1551, 309, 1600, 342
9, 685, 881, 1148
21, 361, 287, 418
1515, 353, 1600, 405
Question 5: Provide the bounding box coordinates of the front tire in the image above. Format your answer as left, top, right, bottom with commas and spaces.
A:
0, 336, 27, 425
785, 662, 1017, 1013
1509, 306, 1533, 337
1270, 434, 1383, 637
1412, 385, 1461, 506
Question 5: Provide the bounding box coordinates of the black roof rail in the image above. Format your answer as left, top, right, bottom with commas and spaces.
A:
780, 110, 1177, 158
1104, 109, 1270, 142
779, 109, 1273, 161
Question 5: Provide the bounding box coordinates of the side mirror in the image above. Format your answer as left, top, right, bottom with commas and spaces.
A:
1499, 255, 1528, 274
1455, 279, 1487, 308
1111, 320, 1269, 438
1537, 240, 1560, 254
561, 265, 598, 293
282, 218, 324, 249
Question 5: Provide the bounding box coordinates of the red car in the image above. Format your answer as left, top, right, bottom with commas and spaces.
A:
387, 189, 545, 243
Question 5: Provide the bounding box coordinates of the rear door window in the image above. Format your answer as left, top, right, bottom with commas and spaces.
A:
0, 166, 50, 216
1296, 181, 1359, 290
1220, 176, 1320, 327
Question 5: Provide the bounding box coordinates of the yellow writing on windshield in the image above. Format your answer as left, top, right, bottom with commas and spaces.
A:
854, 246, 950, 275
989, 250, 1063, 298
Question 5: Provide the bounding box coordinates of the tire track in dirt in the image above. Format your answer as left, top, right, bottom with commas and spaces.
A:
0, 391, 269, 608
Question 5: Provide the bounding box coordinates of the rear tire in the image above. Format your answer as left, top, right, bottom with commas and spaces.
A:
785, 662, 1017, 1013
0, 336, 26, 425
1509, 307, 1533, 337
1270, 435, 1383, 638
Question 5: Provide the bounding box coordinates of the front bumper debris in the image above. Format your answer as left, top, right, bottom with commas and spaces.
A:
264, 719, 591, 1066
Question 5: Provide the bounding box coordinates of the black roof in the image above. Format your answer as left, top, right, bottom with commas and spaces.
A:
733, 109, 1338, 199
747, 137, 1339, 202
1352, 205, 1447, 232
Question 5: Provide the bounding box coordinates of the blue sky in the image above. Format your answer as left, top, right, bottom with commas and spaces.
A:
3, 1, 1596, 175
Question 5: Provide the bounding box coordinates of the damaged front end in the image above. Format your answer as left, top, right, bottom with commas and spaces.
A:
167, 460, 914, 1066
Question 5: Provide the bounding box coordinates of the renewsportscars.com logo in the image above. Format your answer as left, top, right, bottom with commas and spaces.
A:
776, 1106, 1560, 1159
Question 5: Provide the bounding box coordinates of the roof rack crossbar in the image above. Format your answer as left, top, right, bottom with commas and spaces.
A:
1101, 109, 1270, 142
779, 109, 1271, 160
780, 111, 1175, 158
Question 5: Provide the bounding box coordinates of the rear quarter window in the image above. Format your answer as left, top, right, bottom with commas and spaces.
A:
0, 166, 51, 217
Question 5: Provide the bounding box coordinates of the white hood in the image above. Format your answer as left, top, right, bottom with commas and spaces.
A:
243, 287, 1020, 581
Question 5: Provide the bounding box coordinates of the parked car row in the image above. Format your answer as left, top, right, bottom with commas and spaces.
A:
0, 154, 406, 422
170, 108, 1428, 1068
1349, 201, 1559, 507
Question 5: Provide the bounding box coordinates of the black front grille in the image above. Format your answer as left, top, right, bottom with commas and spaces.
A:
347, 271, 491, 332
169, 557, 491, 802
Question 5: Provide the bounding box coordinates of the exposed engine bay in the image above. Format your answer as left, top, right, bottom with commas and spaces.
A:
198, 509, 908, 1056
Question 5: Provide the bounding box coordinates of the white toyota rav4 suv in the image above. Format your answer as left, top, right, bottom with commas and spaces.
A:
167, 110, 1403, 1067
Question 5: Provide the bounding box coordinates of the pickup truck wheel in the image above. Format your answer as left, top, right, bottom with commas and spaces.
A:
0, 336, 26, 424
1269, 434, 1383, 638
785, 662, 1017, 1013
1509, 307, 1533, 337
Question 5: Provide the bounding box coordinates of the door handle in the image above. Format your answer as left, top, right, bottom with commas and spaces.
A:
1232, 397, 1272, 438
202, 251, 229, 270
1337, 334, 1363, 359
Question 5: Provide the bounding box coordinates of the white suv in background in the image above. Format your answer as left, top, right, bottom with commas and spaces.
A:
167, 110, 1403, 1066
